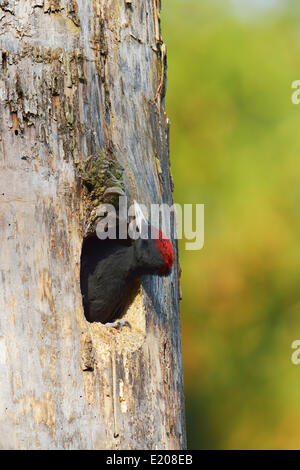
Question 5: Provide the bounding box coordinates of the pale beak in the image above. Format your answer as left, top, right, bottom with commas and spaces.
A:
133, 200, 148, 234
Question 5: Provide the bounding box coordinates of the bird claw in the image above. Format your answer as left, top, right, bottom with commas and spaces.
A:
104, 320, 132, 330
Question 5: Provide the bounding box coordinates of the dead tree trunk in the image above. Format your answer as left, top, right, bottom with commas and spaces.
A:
0, 0, 186, 450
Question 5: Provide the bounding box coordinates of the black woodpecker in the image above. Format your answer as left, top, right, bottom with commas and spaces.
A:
80, 201, 174, 325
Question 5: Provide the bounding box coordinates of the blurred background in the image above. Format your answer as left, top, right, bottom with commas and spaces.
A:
162, 0, 300, 450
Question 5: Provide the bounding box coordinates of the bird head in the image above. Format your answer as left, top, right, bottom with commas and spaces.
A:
132, 201, 174, 277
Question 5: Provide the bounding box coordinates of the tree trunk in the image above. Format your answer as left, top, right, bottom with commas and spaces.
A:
0, 0, 186, 450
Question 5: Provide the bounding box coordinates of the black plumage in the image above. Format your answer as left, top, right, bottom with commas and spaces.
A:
80, 226, 174, 324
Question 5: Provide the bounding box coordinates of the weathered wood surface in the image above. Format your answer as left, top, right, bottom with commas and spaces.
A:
0, 0, 186, 449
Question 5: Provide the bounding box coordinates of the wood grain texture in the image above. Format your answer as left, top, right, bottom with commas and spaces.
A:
0, 0, 186, 449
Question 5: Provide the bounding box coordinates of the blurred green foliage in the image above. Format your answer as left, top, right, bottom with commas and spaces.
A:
162, 0, 300, 449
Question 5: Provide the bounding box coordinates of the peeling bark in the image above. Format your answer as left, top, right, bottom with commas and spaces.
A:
0, 0, 186, 450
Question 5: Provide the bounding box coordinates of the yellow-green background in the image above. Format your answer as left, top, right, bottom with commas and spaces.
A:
162, 0, 300, 449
